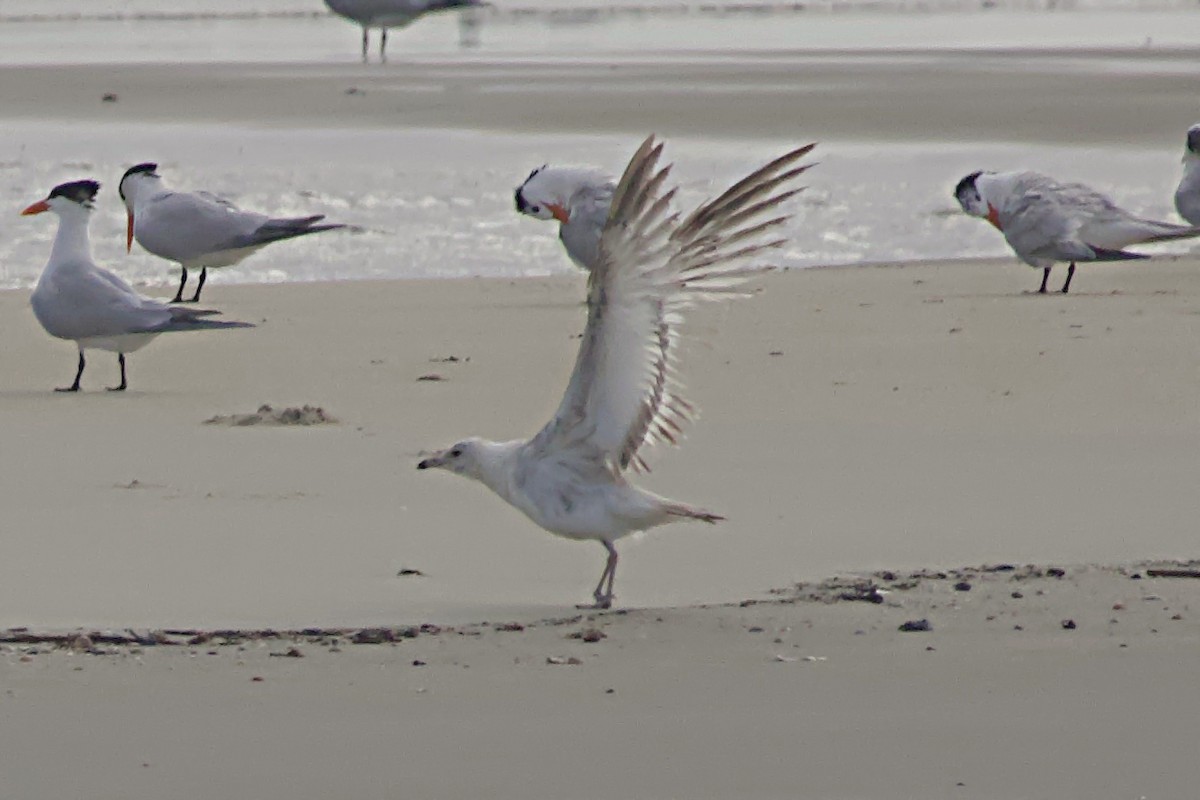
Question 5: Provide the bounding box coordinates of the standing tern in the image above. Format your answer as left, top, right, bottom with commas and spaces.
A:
514, 165, 617, 272
21, 180, 254, 392
119, 163, 346, 304
419, 136, 815, 609
955, 170, 1200, 294
324, 0, 483, 63
1175, 123, 1200, 225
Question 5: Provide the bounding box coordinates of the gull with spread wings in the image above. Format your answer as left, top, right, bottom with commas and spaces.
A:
419, 136, 815, 609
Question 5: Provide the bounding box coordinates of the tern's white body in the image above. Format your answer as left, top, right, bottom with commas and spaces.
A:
422, 137, 816, 607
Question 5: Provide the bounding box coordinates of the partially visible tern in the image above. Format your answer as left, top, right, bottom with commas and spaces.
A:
514, 164, 617, 272
1175, 123, 1200, 225
955, 170, 1200, 294
324, 0, 483, 63
419, 136, 815, 609
22, 180, 254, 392
119, 163, 345, 303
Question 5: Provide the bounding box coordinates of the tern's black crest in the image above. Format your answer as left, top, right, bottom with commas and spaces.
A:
118, 162, 159, 200
48, 180, 100, 207
1187, 126, 1200, 155
953, 171, 983, 200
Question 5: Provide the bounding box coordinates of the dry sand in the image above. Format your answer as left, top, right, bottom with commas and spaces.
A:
2, 260, 1200, 798
3, 47, 1200, 799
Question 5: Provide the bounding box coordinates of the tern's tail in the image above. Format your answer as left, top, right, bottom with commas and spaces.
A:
147, 308, 256, 334
1132, 219, 1200, 244
664, 502, 724, 524
250, 215, 348, 247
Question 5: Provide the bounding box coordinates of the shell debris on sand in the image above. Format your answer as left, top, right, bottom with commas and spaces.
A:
204, 404, 337, 427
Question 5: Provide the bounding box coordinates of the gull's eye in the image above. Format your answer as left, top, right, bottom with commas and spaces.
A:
450, 448, 463, 457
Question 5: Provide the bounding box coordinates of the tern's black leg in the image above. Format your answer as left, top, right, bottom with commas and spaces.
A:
56, 351, 85, 392
380, 28, 388, 63
188, 267, 207, 303
107, 353, 127, 392
1061, 263, 1076, 294
171, 267, 189, 303
1038, 267, 1050, 294
361, 26, 368, 62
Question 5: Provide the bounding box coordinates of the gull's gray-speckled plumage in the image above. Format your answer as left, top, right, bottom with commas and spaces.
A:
956, 169, 1200, 293
1174, 123, 1200, 225
422, 136, 816, 609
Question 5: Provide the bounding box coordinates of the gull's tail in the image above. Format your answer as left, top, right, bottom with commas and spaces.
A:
664, 502, 724, 524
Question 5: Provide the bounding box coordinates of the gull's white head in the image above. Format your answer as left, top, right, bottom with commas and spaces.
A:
117, 162, 162, 252
20, 179, 100, 219
1184, 124, 1200, 161
514, 165, 613, 224
416, 438, 489, 480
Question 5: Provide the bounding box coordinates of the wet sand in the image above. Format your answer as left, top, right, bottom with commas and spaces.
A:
0, 48, 1198, 143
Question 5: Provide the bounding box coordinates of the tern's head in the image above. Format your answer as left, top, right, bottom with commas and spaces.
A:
20, 179, 100, 218
118, 163, 161, 252
1185, 124, 1200, 159
953, 171, 991, 217
416, 438, 490, 480
117, 162, 161, 209
514, 165, 613, 224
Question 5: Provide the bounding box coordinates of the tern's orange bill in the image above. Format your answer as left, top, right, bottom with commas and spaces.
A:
126, 211, 134, 252
547, 202, 570, 224
21, 200, 49, 216
986, 204, 1002, 230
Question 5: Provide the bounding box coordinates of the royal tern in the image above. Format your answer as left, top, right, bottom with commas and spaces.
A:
324, 0, 483, 63
22, 180, 253, 392
955, 170, 1200, 293
1174, 123, 1200, 225
119, 163, 345, 304
419, 136, 815, 609
514, 165, 617, 272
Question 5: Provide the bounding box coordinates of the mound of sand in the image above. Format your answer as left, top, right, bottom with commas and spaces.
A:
203, 404, 336, 427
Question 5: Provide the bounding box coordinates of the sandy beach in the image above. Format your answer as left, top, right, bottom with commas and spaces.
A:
3, 260, 1200, 797
2, 15, 1200, 797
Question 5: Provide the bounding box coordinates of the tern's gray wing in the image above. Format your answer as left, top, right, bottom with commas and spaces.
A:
136, 190, 344, 263
560, 182, 615, 271
1175, 166, 1200, 226
523, 137, 814, 474
136, 190, 269, 263
325, 0, 477, 26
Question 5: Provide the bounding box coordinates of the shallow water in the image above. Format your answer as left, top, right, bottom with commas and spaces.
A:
1, 123, 1193, 291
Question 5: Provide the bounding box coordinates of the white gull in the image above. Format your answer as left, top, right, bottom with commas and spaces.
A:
419, 135, 815, 609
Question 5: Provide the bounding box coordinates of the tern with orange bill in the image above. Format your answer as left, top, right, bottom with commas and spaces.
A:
119, 163, 345, 303
419, 136, 815, 609
22, 180, 254, 392
955, 169, 1200, 294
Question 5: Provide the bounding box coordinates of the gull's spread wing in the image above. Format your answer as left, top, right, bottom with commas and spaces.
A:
525, 135, 815, 473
